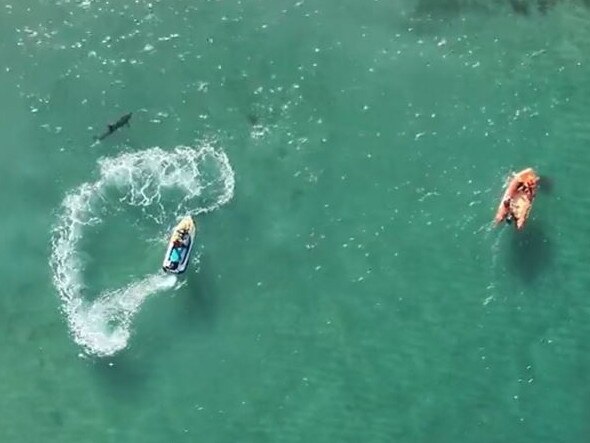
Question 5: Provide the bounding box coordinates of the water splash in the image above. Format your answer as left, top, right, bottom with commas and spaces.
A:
50, 144, 234, 357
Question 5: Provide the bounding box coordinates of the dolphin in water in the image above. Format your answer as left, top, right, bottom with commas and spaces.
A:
94, 112, 132, 142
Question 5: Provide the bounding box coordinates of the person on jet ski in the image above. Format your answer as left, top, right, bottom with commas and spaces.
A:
179, 228, 190, 246
168, 238, 182, 262
170, 230, 190, 262
165, 228, 189, 269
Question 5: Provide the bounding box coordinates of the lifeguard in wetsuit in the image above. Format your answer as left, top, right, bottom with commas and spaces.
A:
168, 229, 189, 268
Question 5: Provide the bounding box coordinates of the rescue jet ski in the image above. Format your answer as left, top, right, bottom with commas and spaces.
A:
162, 216, 196, 274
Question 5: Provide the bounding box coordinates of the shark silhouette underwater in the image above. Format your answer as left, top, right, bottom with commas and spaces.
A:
94, 112, 132, 142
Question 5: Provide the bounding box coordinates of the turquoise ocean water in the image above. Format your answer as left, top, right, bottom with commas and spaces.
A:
2, 0, 590, 441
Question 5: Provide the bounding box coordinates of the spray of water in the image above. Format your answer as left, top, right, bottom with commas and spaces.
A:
50, 144, 234, 357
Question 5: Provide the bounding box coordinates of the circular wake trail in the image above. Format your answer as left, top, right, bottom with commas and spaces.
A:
50, 145, 234, 357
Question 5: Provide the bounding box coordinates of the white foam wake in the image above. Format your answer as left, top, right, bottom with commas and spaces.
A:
50, 144, 234, 357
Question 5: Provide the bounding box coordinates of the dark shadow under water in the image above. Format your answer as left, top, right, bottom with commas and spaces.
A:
174, 254, 219, 331
93, 257, 217, 399
414, 0, 577, 17
508, 221, 553, 283
538, 175, 554, 195
91, 255, 218, 397
93, 352, 150, 400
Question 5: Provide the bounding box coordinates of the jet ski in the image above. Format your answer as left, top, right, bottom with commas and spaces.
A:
494, 168, 540, 230
162, 216, 196, 274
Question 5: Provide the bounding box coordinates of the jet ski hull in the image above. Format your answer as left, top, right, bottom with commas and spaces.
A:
162, 216, 196, 274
